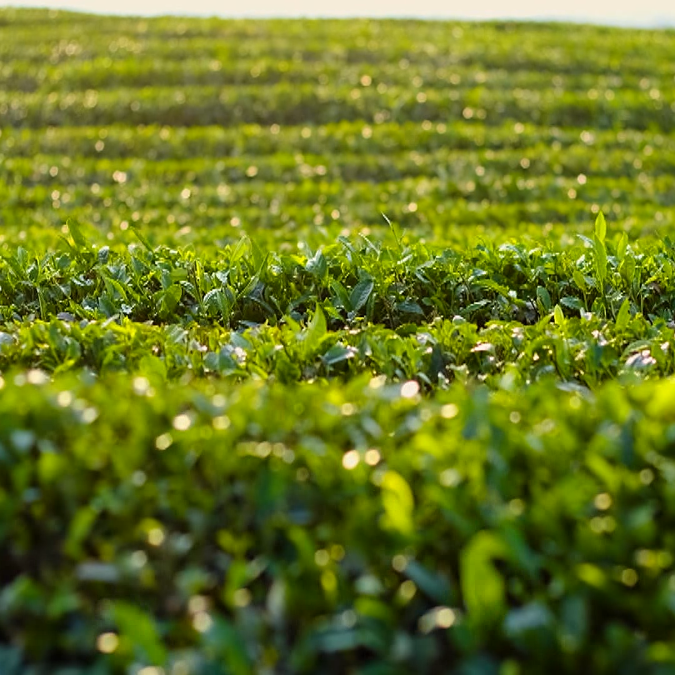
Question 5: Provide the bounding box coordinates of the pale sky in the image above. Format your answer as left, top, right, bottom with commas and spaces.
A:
5, 0, 675, 26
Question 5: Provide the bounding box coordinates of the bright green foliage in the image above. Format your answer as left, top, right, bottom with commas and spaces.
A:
2, 236, 675, 388
3, 8, 675, 675
3, 10, 675, 250
2, 374, 675, 674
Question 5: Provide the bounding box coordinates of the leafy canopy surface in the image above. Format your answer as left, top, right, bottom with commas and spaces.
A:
2, 8, 675, 675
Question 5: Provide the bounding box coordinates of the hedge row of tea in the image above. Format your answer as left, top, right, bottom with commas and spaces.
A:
2, 10, 675, 251
3, 8, 675, 675
3, 372, 675, 675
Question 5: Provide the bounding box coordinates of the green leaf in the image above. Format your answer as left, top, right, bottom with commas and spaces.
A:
159, 284, 182, 316
131, 225, 154, 253
250, 238, 267, 272
460, 531, 508, 627
616, 231, 628, 260
322, 343, 356, 366
204, 618, 252, 675
329, 278, 351, 311
554, 304, 565, 326
139, 354, 168, 381
110, 601, 167, 665
594, 211, 607, 243
349, 277, 374, 313
504, 601, 554, 639
37, 288, 47, 320
230, 236, 250, 265
576, 563, 607, 589
615, 298, 630, 330
536, 286, 552, 312
560, 595, 589, 650
619, 256, 636, 284
306, 249, 328, 280
396, 299, 424, 315
560, 295, 584, 311
404, 560, 453, 604
465, 299, 490, 314
64, 506, 98, 558
204, 288, 232, 319
380, 470, 414, 536
382, 211, 403, 250
302, 304, 327, 354
66, 218, 89, 252
572, 270, 587, 292
594, 234, 607, 286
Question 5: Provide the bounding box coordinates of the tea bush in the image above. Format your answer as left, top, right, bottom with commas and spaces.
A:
2, 9, 675, 675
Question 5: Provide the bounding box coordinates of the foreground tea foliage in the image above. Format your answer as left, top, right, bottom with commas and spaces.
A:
3, 231, 675, 674
3, 373, 675, 674
2, 225, 675, 389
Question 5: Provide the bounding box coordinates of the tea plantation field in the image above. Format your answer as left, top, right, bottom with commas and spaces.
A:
3, 8, 675, 675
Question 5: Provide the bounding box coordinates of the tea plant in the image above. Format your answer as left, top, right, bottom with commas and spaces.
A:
2, 9, 675, 675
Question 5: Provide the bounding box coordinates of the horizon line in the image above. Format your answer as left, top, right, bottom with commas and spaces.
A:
3, 5, 675, 29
